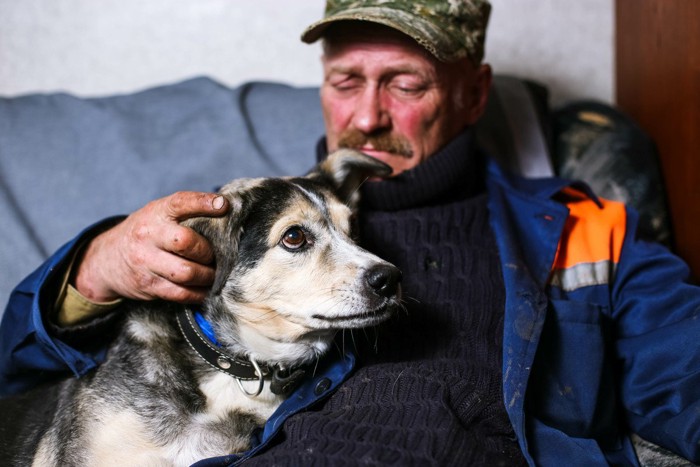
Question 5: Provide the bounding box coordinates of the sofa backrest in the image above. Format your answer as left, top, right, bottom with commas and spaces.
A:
0, 75, 552, 309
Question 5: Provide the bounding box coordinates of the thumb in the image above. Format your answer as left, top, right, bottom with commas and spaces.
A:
164, 191, 229, 222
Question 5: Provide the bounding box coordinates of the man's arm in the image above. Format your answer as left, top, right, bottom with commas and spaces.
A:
613, 208, 700, 462
0, 191, 228, 396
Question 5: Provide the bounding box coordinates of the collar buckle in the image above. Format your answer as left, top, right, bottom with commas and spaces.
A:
176, 307, 308, 398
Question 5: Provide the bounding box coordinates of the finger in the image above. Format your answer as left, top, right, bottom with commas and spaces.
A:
149, 279, 211, 304
149, 249, 217, 288
163, 191, 229, 222
156, 223, 216, 265
126, 254, 214, 303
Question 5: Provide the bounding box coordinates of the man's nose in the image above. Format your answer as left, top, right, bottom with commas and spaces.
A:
351, 87, 390, 134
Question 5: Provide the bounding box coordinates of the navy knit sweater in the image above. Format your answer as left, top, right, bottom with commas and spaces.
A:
247, 131, 527, 465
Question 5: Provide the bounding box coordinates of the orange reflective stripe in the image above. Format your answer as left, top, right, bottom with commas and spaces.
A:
549, 187, 627, 290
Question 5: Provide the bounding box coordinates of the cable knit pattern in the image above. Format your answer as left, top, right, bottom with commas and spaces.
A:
246, 130, 526, 465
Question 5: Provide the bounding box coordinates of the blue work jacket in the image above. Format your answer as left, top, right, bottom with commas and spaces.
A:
2, 161, 699, 466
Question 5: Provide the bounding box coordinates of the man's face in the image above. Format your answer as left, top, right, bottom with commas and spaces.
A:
320, 24, 491, 176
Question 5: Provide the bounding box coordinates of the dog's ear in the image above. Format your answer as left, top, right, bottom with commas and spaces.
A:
181, 178, 257, 295
308, 149, 392, 207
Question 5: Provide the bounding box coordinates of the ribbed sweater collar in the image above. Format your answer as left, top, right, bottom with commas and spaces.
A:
315, 129, 483, 211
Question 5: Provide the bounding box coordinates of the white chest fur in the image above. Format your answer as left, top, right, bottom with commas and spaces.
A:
198, 371, 285, 421
57, 373, 285, 467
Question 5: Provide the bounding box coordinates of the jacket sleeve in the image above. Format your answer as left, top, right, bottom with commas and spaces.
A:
0, 217, 124, 397
612, 208, 700, 462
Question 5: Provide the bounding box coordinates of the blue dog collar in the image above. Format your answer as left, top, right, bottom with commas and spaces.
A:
193, 309, 221, 347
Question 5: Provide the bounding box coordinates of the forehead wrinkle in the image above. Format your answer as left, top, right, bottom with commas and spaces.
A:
326, 62, 430, 81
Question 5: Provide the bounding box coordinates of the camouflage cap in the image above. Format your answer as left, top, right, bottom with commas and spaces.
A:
301, 0, 491, 64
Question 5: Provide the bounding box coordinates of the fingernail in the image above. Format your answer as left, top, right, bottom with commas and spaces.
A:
212, 196, 225, 210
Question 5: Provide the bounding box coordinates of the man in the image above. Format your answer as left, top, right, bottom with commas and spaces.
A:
2, 1, 699, 465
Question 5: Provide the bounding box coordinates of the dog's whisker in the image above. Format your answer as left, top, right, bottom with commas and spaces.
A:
391, 368, 408, 398
341, 329, 346, 356
312, 356, 321, 377
247, 309, 282, 324
358, 326, 379, 354
343, 175, 370, 209
350, 329, 359, 354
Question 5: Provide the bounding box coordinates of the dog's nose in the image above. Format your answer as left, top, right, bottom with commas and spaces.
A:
366, 264, 402, 298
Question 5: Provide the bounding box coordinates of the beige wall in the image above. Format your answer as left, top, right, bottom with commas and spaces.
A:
0, 0, 613, 107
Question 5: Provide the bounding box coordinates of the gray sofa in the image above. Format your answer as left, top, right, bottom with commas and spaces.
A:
0, 75, 552, 312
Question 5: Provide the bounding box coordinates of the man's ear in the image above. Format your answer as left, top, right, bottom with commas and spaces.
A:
464, 63, 493, 125
309, 148, 392, 207
182, 179, 255, 295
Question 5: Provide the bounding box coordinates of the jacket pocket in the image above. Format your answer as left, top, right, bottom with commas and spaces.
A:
526, 299, 620, 446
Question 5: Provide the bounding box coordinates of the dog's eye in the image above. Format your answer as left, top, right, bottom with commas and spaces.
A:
281, 226, 307, 250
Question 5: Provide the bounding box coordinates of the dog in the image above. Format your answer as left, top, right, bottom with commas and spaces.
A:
0, 149, 402, 466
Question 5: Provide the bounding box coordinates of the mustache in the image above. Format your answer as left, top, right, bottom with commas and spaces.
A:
337, 130, 413, 158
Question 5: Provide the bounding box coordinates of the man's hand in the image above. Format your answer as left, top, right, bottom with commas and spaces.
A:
74, 191, 229, 304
